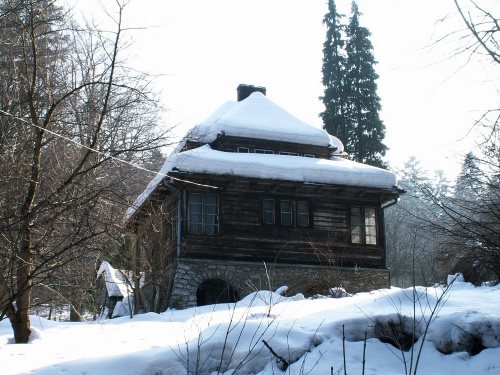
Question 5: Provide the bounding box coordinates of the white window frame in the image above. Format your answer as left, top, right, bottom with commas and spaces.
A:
297, 201, 310, 227
262, 199, 275, 224
350, 206, 378, 245
188, 193, 219, 235
262, 199, 311, 227
255, 149, 274, 154
280, 200, 293, 226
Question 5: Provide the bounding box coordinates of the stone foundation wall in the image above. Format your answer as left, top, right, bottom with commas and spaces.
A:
168, 258, 390, 309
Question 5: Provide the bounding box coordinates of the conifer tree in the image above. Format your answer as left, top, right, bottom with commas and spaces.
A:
320, 1, 388, 168
319, 0, 351, 151
454, 152, 482, 201
345, 1, 387, 167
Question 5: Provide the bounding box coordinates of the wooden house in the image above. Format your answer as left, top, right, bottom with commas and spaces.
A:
125, 85, 403, 310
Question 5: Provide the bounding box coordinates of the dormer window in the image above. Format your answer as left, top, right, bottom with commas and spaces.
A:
232, 147, 314, 158
255, 149, 274, 154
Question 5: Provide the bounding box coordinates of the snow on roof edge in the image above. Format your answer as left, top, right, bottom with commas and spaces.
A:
125, 93, 392, 222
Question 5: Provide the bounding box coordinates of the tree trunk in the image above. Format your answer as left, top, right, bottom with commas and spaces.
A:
11, 310, 31, 343
10, 228, 34, 343
69, 302, 81, 322
133, 279, 141, 315
10, 278, 32, 343
133, 238, 141, 315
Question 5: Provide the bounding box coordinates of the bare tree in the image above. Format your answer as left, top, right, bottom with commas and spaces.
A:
454, 0, 500, 63
385, 2, 500, 286
417, 1, 500, 284
385, 158, 448, 287
432, 150, 500, 284
0, 0, 170, 343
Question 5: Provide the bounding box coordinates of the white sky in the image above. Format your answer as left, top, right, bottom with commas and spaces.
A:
68, 0, 500, 179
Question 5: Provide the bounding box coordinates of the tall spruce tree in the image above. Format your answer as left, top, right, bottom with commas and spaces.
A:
319, 0, 351, 150
320, 0, 387, 168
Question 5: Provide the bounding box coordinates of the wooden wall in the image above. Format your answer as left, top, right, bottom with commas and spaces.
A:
211, 135, 333, 159
174, 175, 394, 269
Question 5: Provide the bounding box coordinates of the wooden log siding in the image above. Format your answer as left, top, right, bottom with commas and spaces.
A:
126, 172, 400, 270
182, 235, 385, 268
221, 194, 260, 226
313, 202, 348, 231
175, 182, 388, 268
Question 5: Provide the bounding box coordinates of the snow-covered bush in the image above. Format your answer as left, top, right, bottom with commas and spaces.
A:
329, 287, 352, 298
429, 312, 500, 356
373, 313, 419, 351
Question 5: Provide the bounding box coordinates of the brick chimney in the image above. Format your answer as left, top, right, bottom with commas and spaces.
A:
237, 84, 266, 101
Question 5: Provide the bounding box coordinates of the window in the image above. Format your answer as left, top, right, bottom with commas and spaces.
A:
280, 200, 293, 226
188, 193, 219, 235
262, 199, 275, 224
279, 151, 299, 156
255, 149, 274, 154
297, 201, 309, 227
237, 147, 250, 153
350, 206, 377, 245
262, 199, 310, 227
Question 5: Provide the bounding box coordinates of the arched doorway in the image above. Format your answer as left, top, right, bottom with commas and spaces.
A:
196, 279, 239, 306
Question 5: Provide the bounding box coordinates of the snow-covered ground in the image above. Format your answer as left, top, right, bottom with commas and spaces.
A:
1, 279, 500, 375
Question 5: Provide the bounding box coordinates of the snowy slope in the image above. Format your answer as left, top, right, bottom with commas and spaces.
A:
1, 280, 500, 375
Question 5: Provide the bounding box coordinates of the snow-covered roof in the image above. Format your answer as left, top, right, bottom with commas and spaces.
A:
97, 261, 136, 298
125, 92, 396, 221
186, 92, 341, 150
126, 145, 397, 221
171, 145, 395, 187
